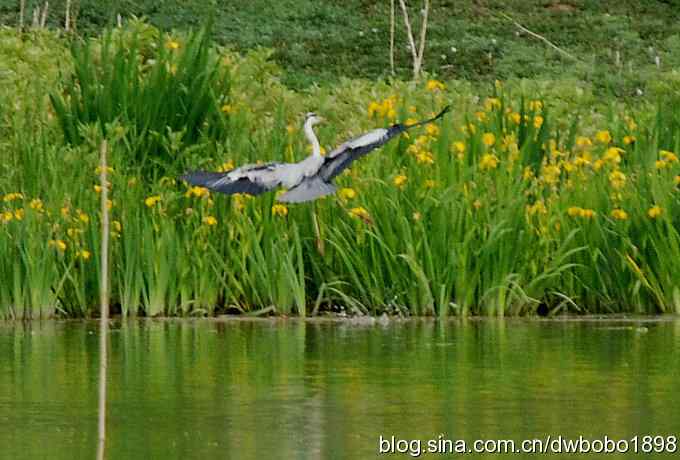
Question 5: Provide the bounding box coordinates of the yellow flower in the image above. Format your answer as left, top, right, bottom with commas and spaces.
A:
528, 100, 543, 111
567, 206, 581, 217
415, 151, 435, 165
29, 199, 43, 212
541, 164, 561, 185
185, 186, 210, 198
661, 150, 679, 163
656, 160, 668, 170
77, 210, 89, 224
484, 97, 501, 111
77, 249, 91, 260
526, 200, 547, 216
574, 155, 591, 167
1, 211, 13, 223
426, 79, 446, 91
611, 209, 628, 220
349, 206, 371, 221
94, 185, 102, 193
475, 111, 487, 122
424, 179, 436, 189
339, 187, 357, 201
579, 208, 595, 219
595, 130, 612, 144
509, 112, 521, 124
271, 204, 288, 217
3, 192, 23, 202
609, 170, 626, 189
14, 209, 24, 220
405, 118, 418, 126
425, 124, 440, 137
145, 195, 161, 208
412, 211, 422, 221
479, 153, 499, 170
367, 101, 381, 118
575, 136, 592, 148
648, 205, 663, 219
522, 167, 534, 181
217, 160, 235, 172
166, 40, 180, 50
67, 227, 82, 238
393, 174, 408, 188
603, 147, 623, 164
221, 104, 235, 114
533, 115, 544, 129
675, 175, 680, 185
112, 220, 122, 232
202, 216, 217, 226
48, 239, 67, 252
623, 135, 636, 145
482, 132, 496, 147
452, 141, 465, 159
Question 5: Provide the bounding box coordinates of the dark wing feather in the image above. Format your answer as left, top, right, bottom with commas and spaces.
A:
180, 170, 270, 195
319, 105, 451, 182
319, 125, 404, 182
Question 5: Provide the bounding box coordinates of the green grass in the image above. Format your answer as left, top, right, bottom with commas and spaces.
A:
1, 23, 680, 318
3, 0, 680, 94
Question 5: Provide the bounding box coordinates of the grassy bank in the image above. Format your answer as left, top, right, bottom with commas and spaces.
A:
3, 0, 680, 93
1, 22, 680, 318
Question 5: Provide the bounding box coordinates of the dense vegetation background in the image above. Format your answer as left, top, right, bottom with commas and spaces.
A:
2, 0, 680, 91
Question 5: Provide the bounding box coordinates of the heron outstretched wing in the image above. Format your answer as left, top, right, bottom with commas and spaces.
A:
181, 163, 286, 196
319, 105, 451, 182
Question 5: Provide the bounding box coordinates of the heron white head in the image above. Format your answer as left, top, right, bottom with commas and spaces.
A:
304, 112, 325, 126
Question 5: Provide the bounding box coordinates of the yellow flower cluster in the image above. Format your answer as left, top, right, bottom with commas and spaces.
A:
368, 96, 397, 119
145, 195, 161, 208
567, 207, 596, 219
426, 79, 446, 92
3, 192, 23, 202
202, 216, 217, 226
393, 174, 408, 188
349, 206, 371, 222
339, 188, 357, 201
611, 209, 628, 221
185, 186, 210, 198
271, 204, 288, 217
482, 132, 495, 147
609, 170, 626, 190
217, 160, 235, 172
48, 239, 67, 252
479, 153, 499, 170
648, 205, 663, 219
656, 150, 679, 170
526, 200, 547, 216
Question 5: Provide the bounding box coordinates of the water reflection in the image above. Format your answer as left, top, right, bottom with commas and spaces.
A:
1, 318, 679, 459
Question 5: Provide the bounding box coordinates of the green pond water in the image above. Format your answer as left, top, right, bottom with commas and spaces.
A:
1, 317, 679, 459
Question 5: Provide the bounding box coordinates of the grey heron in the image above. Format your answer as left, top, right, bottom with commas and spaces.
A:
180, 105, 450, 203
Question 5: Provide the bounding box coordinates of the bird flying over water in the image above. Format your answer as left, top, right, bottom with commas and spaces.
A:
180, 105, 450, 203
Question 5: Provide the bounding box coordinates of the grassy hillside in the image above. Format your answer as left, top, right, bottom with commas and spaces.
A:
1, 0, 680, 92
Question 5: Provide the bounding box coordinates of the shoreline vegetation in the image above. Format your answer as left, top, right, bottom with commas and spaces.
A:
1, 18, 680, 319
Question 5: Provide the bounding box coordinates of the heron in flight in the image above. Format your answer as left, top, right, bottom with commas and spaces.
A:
181, 105, 450, 203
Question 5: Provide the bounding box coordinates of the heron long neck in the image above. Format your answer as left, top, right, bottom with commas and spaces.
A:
304, 121, 322, 157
